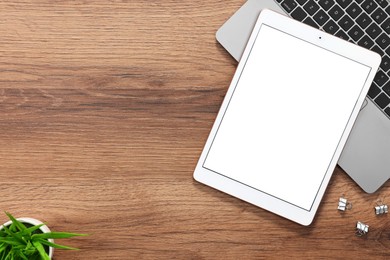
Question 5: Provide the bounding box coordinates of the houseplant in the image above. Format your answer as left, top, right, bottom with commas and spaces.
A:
0, 212, 86, 260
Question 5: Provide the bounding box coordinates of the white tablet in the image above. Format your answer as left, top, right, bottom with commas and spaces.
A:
193, 9, 381, 225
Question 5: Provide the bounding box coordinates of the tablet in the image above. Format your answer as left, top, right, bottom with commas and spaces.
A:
193, 9, 381, 225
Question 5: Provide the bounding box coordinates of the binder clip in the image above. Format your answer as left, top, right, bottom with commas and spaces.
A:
356, 221, 369, 236
374, 200, 388, 215
337, 196, 352, 211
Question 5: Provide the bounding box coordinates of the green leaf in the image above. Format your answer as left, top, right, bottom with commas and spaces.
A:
22, 241, 37, 256
0, 237, 23, 246
1, 224, 24, 244
5, 212, 27, 232
32, 231, 87, 240
37, 238, 79, 250
20, 224, 44, 237
4, 249, 12, 260
16, 251, 28, 260
0, 242, 8, 253
32, 241, 50, 260
1, 225, 14, 237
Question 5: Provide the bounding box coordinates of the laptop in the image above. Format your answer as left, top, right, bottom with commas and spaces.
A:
216, 0, 390, 193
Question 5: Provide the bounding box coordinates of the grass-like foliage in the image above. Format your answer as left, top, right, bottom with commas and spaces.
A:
0, 212, 87, 260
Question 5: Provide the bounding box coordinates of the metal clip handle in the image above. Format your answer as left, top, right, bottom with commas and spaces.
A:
356, 221, 369, 236
375, 204, 388, 215
338, 197, 352, 211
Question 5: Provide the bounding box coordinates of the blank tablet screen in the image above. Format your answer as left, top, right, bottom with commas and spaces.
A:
203, 24, 371, 211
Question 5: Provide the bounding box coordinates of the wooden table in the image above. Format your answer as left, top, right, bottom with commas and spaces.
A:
1, 1, 389, 259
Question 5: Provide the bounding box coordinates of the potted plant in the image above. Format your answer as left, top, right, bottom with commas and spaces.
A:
0, 212, 86, 260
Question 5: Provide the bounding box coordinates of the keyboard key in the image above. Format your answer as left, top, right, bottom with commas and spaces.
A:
296, 0, 308, 4
367, 23, 382, 39
375, 93, 390, 108
318, 0, 335, 11
346, 3, 362, 19
304, 0, 320, 15
291, 7, 307, 21
372, 8, 387, 24
376, 0, 389, 8
368, 83, 381, 98
336, 0, 352, 8
356, 13, 372, 29
362, 0, 378, 14
329, 5, 345, 21
374, 70, 389, 86
385, 107, 390, 117
386, 6, 390, 15
348, 25, 364, 41
376, 33, 390, 49
338, 15, 354, 31
335, 30, 350, 40
358, 35, 374, 49
281, 0, 297, 13
371, 45, 384, 56
303, 17, 319, 28
313, 9, 330, 26
323, 19, 340, 33
381, 55, 390, 72
382, 82, 390, 96
382, 18, 390, 34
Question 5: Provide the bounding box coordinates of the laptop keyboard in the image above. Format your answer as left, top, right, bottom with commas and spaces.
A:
275, 0, 390, 117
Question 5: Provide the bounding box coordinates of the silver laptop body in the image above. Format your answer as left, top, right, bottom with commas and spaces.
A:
216, 0, 390, 193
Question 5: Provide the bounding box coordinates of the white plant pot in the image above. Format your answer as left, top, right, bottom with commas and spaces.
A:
0, 217, 54, 259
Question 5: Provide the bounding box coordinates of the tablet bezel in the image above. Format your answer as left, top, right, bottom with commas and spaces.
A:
194, 9, 381, 225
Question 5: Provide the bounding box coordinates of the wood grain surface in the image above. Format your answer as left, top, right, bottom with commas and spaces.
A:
0, 1, 389, 259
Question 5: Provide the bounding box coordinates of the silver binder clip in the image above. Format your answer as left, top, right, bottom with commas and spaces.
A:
375, 200, 388, 215
338, 196, 352, 211
356, 221, 369, 236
